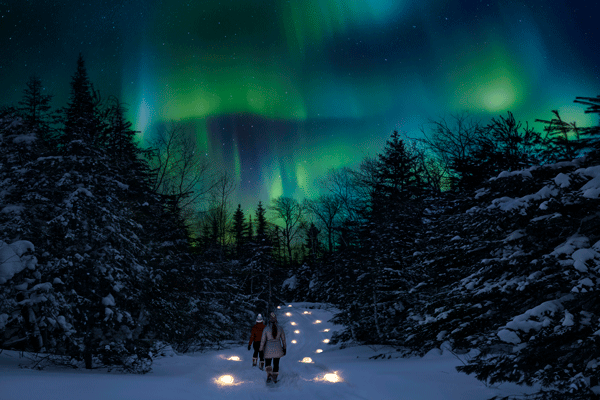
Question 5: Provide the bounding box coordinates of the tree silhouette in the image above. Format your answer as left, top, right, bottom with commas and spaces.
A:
270, 196, 307, 266
231, 204, 246, 257
18, 75, 54, 144
61, 53, 105, 149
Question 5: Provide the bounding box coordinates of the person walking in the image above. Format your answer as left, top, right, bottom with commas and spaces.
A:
259, 312, 286, 383
248, 313, 266, 369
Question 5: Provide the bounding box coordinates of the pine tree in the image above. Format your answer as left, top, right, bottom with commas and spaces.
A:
374, 130, 423, 208
105, 97, 138, 164
304, 223, 323, 264
18, 75, 54, 144
246, 215, 254, 242
232, 204, 246, 257
255, 201, 268, 242
61, 53, 105, 150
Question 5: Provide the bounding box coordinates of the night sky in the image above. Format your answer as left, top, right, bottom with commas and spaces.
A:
2, 0, 599, 209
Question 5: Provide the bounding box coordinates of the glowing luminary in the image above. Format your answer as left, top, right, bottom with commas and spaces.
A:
316, 349, 323, 353
303, 311, 311, 315
285, 312, 292, 317
227, 356, 241, 361
291, 322, 297, 326
300, 357, 313, 363
314, 320, 322, 324
216, 375, 235, 385
324, 373, 340, 383
323, 339, 330, 343
277, 306, 281, 309
323, 329, 330, 332
291, 340, 297, 344
288, 305, 292, 307
294, 330, 300, 334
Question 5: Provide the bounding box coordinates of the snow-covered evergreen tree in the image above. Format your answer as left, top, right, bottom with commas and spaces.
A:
0, 56, 253, 373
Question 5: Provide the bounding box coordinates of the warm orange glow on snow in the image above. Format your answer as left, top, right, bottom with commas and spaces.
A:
314, 371, 342, 383
215, 374, 236, 386
324, 373, 341, 382
300, 357, 313, 363
226, 356, 241, 361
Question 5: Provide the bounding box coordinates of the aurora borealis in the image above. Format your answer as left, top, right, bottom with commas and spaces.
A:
1, 0, 599, 208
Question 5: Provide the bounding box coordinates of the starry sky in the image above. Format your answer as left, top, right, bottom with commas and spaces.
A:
1, 0, 599, 210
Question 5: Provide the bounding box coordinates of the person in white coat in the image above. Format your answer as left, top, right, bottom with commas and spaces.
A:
259, 312, 286, 383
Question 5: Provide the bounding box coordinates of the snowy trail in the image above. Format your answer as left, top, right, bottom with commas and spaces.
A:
0, 302, 533, 400
197, 303, 368, 400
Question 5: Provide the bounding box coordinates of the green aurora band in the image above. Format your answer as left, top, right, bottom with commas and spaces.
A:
114, 0, 599, 208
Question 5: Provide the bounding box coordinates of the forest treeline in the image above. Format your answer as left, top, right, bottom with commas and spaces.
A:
1, 55, 600, 398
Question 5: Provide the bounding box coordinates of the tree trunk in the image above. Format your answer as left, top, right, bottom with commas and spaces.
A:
27, 308, 43, 351
250, 262, 254, 296
373, 291, 380, 339
84, 349, 93, 369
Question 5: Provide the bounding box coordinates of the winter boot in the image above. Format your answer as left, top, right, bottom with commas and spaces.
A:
252, 358, 257, 367
266, 366, 273, 383
272, 372, 279, 383
259, 360, 264, 370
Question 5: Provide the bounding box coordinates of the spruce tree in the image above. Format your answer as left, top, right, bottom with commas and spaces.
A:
18, 75, 54, 145
232, 204, 246, 257
255, 201, 268, 242
246, 215, 254, 242
374, 130, 423, 208
105, 97, 138, 164
61, 53, 105, 150
305, 223, 321, 260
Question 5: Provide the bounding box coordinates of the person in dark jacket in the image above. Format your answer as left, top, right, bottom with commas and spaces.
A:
248, 313, 266, 369
260, 312, 286, 383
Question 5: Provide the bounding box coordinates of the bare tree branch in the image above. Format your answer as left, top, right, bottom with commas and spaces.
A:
270, 196, 307, 265
147, 121, 213, 213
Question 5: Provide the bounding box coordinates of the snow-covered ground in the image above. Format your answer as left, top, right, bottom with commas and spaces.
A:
0, 302, 533, 400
